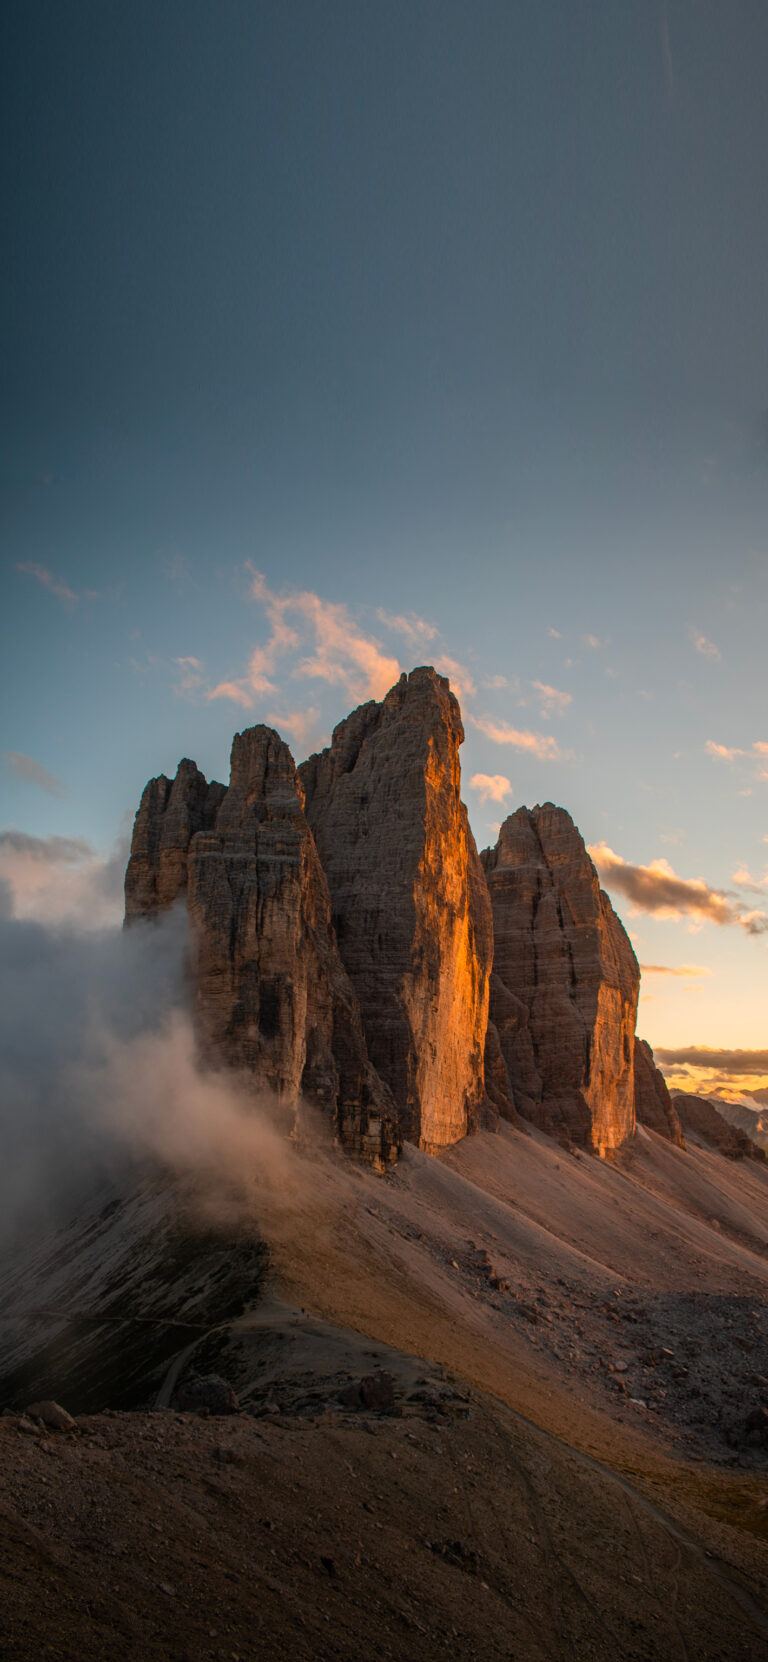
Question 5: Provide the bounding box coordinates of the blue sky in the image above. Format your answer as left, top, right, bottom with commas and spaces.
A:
2, 2, 767, 1088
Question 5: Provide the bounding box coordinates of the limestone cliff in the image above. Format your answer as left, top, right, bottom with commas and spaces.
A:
125, 731, 399, 1168
634, 1038, 684, 1146
299, 667, 493, 1152
481, 804, 638, 1154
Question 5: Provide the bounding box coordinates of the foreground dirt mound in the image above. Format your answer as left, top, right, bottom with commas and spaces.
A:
2, 1375, 767, 1662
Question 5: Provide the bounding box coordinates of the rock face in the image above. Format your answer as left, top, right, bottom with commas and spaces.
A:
125, 730, 399, 1168
673, 1094, 765, 1162
299, 668, 493, 1153
634, 1039, 685, 1147
481, 805, 638, 1154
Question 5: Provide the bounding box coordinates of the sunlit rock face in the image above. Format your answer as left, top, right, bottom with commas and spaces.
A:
634, 1038, 685, 1146
481, 804, 638, 1155
125, 730, 399, 1168
299, 668, 493, 1153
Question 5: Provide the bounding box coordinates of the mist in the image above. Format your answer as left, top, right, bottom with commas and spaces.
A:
0, 891, 345, 1255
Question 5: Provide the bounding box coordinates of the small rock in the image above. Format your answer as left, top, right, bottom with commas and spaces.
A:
176, 1375, 239, 1417
25, 1401, 75, 1432
339, 1371, 396, 1413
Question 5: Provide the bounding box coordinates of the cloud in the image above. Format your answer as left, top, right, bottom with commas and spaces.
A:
0, 828, 128, 931
639, 963, 711, 978
732, 865, 768, 893
588, 842, 768, 934
265, 706, 321, 751
482, 674, 510, 691
705, 741, 744, 761
237, 569, 401, 705
173, 656, 205, 695
469, 773, 513, 804
582, 634, 602, 649
375, 610, 438, 647
434, 655, 476, 703
470, 715, 565, 762
656, 1046, 768, 1077
16, 562, 77, 605
2, 752, 66, 799
207, 680, 255, 709
547, 627, 561, 639
690, 629, 721, 661
530, 680, 572, 717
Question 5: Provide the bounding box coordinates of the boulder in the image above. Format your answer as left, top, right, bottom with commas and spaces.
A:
299, 668, 493, 1152
481, 805, 638, 1154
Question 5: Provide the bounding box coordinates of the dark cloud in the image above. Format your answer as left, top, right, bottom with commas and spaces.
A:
0, 830, 93, 862
656, 1047, 768, 1076
589, 843, 768, 935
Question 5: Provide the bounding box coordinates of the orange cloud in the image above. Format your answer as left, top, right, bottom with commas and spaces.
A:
265, 707, 321, 751
588, 842, 768, 934
16, 562, 78, 604
470, 773, 513, 804
530, 680, 571, 716
207, 681, 255, 709
639, 963, 711, 977
376, 609, 438, 647
470, 715, 565, 761
434, 655, 476, 702
690, 629, 721, 660
705, 740, 744, 761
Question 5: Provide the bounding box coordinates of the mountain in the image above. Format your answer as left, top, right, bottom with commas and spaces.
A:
125, 666, 677, 1162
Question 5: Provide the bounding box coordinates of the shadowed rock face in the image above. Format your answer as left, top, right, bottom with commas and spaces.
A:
634, 1038, 685, 1146
673, 1093, 765, 1162
299, 668, 493, 1152
481, 804, 638, 1154
125, 729, 399, 1168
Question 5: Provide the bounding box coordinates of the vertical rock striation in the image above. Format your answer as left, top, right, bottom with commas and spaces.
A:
634, 1038, 684, 1146
125, 731, 399, 1168
481, 805, 639, 1154
299, 668, 493, 1152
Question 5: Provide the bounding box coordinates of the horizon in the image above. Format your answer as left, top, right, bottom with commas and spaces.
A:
2, 3, 767, 1101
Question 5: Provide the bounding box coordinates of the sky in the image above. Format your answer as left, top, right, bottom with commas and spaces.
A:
2, 1, 768, 1099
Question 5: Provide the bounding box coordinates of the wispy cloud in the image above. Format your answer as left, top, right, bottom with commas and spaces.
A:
434, 655, 476, 703
732, 864, 768, 893
470, 715, 566, 762
375, 609, 438, 647
469, 772, 513, 804
207, 680, 255, 709
589, 842, 768, 934
208, 569, 402, 709
530, 680, 571, 717
16, 562, 77, 605
2, 752, 66, 799
705, 740, 744, 761
547, 627, 561, 639
582, 633, 602, 649
265, 706, 321, 751
173, 656, 205, 695
639, 963, 711, 978
690, 628, 721, 661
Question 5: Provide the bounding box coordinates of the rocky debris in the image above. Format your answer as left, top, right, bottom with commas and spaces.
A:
175, 1375, 240, 1416
673, 1094, 765, 1161
299, 667, 493, 1152
125, 726, 399, 1167
24, 1400, 76, 1431
481, 805, 639, 1154
634, 1038, 685, 1145
338, 1371, 397, 1413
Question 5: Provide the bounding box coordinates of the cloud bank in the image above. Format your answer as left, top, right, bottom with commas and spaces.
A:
0, 829, 127, 931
